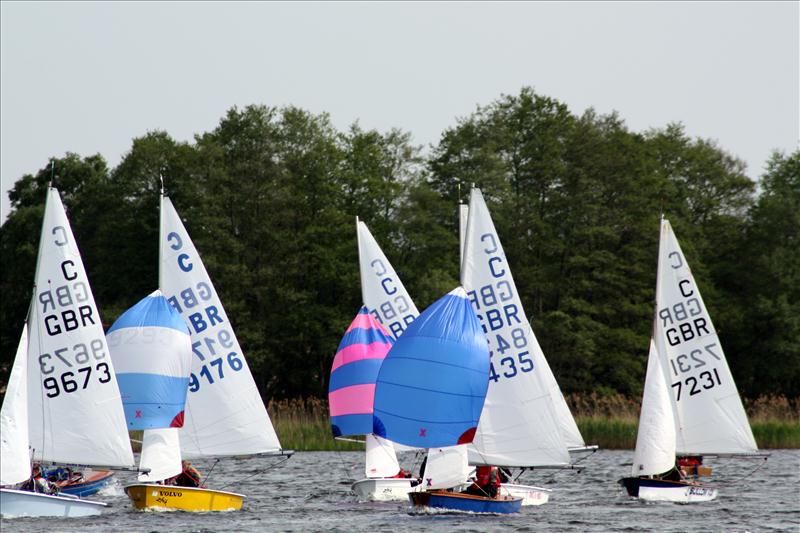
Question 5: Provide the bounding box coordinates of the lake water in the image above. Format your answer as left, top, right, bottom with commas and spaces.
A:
2, 450, 798, 532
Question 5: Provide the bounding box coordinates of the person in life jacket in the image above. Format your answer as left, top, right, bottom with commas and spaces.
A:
172, 460, 202, 488
391, 468, 413, 479
468, 466, 502, 498
19, 464, 59, 495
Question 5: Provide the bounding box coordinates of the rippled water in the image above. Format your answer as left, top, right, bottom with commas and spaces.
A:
2, 450, 798, 532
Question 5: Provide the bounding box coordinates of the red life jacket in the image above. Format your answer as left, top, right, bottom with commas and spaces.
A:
475, 466, 501, 488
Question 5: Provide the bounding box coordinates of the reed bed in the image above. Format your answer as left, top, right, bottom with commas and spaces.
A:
267, 397, 362, 452
266, 394, 800, 451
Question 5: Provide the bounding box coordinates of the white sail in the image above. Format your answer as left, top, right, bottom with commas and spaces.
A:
356, 218, 420, 339
364, 434, 401, 478
1, 324, 31, 485
27, 188, 134, 468
461, 188, 571, 467
631, 340, 676, 476
421, 445, 471, 490
138, 428, 183, 482
355, 219, 421, 472
159, 196, 281, 457
655, 219, 758, 455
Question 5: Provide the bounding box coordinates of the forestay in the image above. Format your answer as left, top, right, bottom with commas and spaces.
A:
461, 188, 571, 467
108, 291, 192, 430
373, 287, 490, 449
27, 188, 134, 468
0, 325, 30, 485
631, 340, 676, 476
160, 195, 282, 457
655, 219, 758, 455
138, 428, 182, 482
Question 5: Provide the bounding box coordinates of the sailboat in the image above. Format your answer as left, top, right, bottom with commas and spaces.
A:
1, 187, 136, 518
373, 286, 521, 513
330, 219, 421, 501
123, 192, 292, 511
620, 217, 762, 503
329, 307, 417, 500
460, 188, 586, 505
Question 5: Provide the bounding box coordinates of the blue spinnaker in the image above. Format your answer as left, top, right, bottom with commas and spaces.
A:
107, 290, 192, 429
372, 287, 490, 448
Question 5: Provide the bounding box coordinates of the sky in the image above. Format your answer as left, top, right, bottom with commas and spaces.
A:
1, 1, 798, 221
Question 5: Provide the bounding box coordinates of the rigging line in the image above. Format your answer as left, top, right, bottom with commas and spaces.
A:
200, 458, 221, 486
334, 447, 357, 484
213, 455, 292, 491
711, 456, 769, 487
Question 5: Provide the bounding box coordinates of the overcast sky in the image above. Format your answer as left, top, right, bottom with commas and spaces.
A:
1, 1, 798, 220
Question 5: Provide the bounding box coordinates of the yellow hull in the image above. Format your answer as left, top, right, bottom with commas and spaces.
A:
124, 484, 245, 512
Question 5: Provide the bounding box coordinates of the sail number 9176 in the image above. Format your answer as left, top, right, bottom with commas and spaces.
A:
188, 328, 244, 392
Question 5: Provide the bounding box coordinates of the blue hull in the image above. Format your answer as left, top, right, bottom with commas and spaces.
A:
58, 473, 114, 497
410, 490, 522, 514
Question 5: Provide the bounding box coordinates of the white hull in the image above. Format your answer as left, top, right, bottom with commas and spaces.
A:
638, 484, 718, 503
499, 483, 551, 506
351, 478, 414, 501
0, 488, 108, 518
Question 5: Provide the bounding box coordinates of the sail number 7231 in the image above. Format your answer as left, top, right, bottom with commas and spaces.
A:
671, 369, 721, 401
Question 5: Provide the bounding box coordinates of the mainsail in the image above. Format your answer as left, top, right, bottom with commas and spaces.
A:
461, 188, 571, 467
27, 188, 134, 468
160, 195, 282, 457
655, 219, 758, 455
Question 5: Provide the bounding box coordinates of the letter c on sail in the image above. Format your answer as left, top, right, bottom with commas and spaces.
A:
167, 231, 183, 251
177, 253, 193, 272
52, 226, 68, 246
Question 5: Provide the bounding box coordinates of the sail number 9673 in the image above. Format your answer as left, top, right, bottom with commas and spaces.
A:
671, 369, 721, 401
42, 363, 111, 398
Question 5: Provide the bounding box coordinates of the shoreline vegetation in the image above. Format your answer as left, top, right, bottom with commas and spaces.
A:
261, 395, 800, 452
128, 394, 799, 453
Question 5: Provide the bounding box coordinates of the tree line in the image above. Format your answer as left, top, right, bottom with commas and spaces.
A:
1, 88, 797, 400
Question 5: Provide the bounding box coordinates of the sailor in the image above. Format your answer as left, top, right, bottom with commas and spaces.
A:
20, 464, 59, 494
173, 460, 202, 487
467, 465, 502, 498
